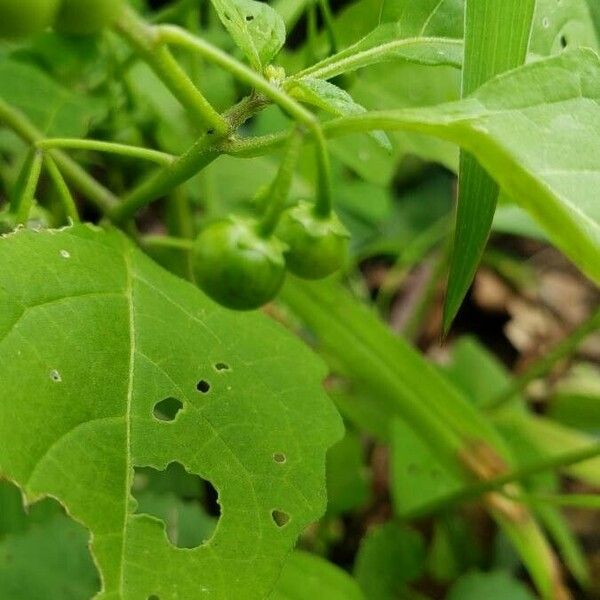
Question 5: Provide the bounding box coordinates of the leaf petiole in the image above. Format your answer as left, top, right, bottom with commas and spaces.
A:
43, 154, 80, 223
11, 149, 43, 224
257, 127, 304, 237
37, 138, 176, 167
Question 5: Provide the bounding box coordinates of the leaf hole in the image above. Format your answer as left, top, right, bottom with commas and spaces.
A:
59, 249, 70, 259
132, 463, 220, 549
560, 35, 568, 49
273, 452, 286, 464
214, 362, 230, 372
196, 379, 211, 393
153, 397, 183, 422
50, 369, 62, 382
271, 509, 290, 528
245, 14, 254, 21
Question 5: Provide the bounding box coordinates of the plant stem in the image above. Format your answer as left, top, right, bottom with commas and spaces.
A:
43, 154, 80, 223
316, 0, 339, 54
402, 443, 600, 520
115, 7, 229, 136
0, 98, 118, 213
257, 127, 304, 237
511, 493, 600, 510
13, 150, 43, 224
142, 234, 194, 251
158, 25, 334, 216
488, 307, 600, 410
158, 25, 314, 125
109, 136, 219, 223
313, 127, 333, 217
37, 139, 175, 167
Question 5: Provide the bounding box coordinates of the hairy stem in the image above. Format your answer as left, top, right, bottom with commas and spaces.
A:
115, 7, 229, 136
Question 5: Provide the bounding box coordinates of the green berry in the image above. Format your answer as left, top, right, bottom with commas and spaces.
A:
277, 201, 349, 280
54, 0, 123, 35
192, 217, 286, 310
0, 0, 60, 38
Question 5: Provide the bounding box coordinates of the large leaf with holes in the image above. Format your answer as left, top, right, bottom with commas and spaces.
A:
0, 225, 343, 599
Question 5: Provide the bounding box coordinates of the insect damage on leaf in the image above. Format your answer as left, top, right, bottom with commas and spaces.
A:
0, 225, 343, 599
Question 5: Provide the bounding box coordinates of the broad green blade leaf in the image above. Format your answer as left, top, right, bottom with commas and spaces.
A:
444, 0, 536, 333
280, 277, 563, 599
446, 571, 536, 600
0, 59, 106, 137
0, 226, 343, 599
353, 522, 426, 599
294, 23, 463, 81
280, 277, 511, 467
210, 0, 286, 71
287, 77, 392, 150
332, 49, 600, 286
271, 551, 364, 599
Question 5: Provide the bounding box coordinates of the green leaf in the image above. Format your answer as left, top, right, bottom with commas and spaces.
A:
380, 0, 465, 38
531, 0, 599, 56
287, 77, 392, 150
443, 336, 517, 408
326, 429, 371, 515
495, 413, 600, 487
446, 571, 536, 600
0, 225, 343, 599
210, 0, 286, 71
380, 0, 597, 52
280, 277, 563, 599
588, 0, 600, 38
353, 522, 426, 599
444, 0, 536, 332
335, 49, 600, 287
390, 417, 463, 516
295, 23, 463, 81
280, 277, 510, 466
0, 513, 100, 599
0, 59, 105, 137
271, 551, 364, 599
547, 363, 600, 432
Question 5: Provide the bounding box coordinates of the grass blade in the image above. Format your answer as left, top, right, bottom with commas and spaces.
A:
444, 0, 536, 332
